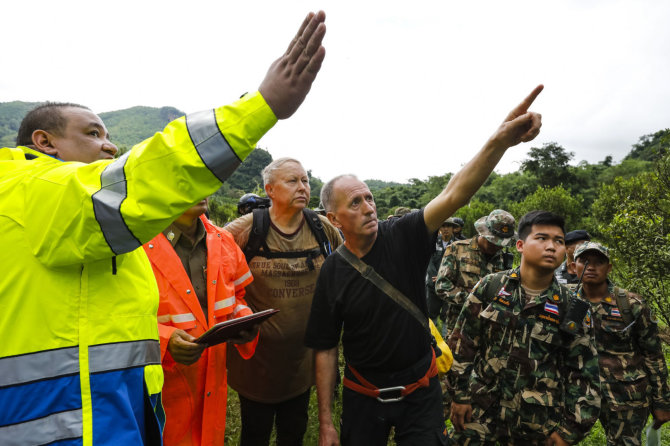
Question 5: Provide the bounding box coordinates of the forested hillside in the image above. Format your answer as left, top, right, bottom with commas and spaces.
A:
0, 101, 37, 147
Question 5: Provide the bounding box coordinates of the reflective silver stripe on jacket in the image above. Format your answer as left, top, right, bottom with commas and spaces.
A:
0, 340, 159, 388
92, 151, 141, 255
233, 270, 252, 287
0, 347, 79, 388
88, 340, 161, 374
214, 296, 235, 311
171, 313, 196, 324
186, 109, 241, 182
0, 408, 82, 445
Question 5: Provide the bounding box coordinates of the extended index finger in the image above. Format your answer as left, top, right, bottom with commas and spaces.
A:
506, 84, 544, 121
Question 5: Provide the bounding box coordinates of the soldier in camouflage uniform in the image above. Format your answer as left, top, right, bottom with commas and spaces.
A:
427, 218, 460, 323
554, 229, 590, 289
448, 210, 601, 445
435, 209, 516, 337
574, 242, 670, 445
452, 217, 466, 242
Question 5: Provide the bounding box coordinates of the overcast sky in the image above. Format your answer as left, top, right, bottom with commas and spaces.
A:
3, 0, 669, 182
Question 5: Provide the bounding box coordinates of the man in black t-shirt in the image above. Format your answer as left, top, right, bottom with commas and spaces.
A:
305, 85, 544, 446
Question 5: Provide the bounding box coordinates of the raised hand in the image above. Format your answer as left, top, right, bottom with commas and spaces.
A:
489, 84, 544, 149
259, 11, 327, 119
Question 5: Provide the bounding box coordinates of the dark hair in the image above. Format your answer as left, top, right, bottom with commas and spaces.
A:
16, 102, 90, 146
518, 210, 565, 240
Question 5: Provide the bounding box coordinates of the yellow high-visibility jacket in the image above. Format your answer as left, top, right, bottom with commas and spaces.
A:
0, 92, 276, 446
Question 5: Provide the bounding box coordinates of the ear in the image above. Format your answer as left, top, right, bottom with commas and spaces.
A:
32, 130, 59, 156
326, 211, 341, 229
264, 183, 273, 200
607, 263, 613, 274
515, 238, 524, 254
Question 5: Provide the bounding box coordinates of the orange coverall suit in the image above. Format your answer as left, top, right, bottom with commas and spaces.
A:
144, 215, 257, 445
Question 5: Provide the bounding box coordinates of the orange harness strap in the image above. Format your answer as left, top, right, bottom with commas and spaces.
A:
342, 349, 437, 403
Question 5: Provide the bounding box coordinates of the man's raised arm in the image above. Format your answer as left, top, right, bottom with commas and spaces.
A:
423, 85, 543, 233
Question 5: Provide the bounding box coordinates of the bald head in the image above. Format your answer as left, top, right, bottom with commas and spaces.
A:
320, 174, 358, 213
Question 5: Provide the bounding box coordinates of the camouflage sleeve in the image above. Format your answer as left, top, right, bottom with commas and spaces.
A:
447, 277, 487, 404
555, 325, 601, 444
435, 247, 461, 301
634, 301, 670, 411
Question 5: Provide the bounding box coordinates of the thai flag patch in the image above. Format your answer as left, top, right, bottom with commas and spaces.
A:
498, 287, 511, 297
544, 302, 560, 315
611, 308, 621, 317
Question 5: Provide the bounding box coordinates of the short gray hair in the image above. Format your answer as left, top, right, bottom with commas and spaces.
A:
261, 157, 303, 186
320, 174, 358, 212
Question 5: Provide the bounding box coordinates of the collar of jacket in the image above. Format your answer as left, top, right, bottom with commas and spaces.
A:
17, 145, 62, 161
505, 267, 566, 305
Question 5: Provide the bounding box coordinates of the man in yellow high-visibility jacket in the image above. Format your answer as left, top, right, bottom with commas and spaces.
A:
0, 11, 326, 446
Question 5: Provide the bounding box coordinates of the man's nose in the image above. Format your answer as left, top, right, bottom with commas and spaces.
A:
104, 141, 119, 156
362, 199, 375, 213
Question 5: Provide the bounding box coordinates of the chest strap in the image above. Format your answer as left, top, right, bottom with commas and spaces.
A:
343, 349, 437, 403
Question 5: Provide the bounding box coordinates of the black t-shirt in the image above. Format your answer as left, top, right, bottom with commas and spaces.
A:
305, 209, 436, 374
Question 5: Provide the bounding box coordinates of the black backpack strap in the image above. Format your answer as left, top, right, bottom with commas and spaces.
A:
613, 286, 634, 326
243, 208, 271, 264
303, 208, 332, 258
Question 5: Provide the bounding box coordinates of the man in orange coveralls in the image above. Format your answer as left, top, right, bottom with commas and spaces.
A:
143, 198, 259, 445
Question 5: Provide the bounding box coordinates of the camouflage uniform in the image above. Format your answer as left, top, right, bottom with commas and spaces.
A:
448, 268, 601, 445
436, 209, 515, 337
554, 260, 577, 286
577, 280, 670, 446
434, 237, 506, 336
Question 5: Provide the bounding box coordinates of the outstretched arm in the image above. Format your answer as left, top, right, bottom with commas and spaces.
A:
259, 11, 327, 119
424, 85, 543, 233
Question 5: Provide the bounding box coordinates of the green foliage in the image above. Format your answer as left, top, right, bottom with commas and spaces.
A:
365, 179, 405, 191
521, 142, 576, 188
99, 106, 185, 148
207, 196, 238, 227
591, 150, 670, 326
452, 200, 496, 238
0, 101, 40, 147
509, 185, 584, 232
472, 171, 539, 210
625, 129, 670, 162
223, 148, 272, 194
308, 170, 324, 208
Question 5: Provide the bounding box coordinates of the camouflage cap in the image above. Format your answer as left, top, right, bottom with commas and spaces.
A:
574, 241, 610, 261
394, 206, 412, 217
442, 217, 460, 227
476, 209, 517, 247
452, 217, 465, 227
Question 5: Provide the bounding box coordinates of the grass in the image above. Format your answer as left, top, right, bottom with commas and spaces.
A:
224, 334, 670, 444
